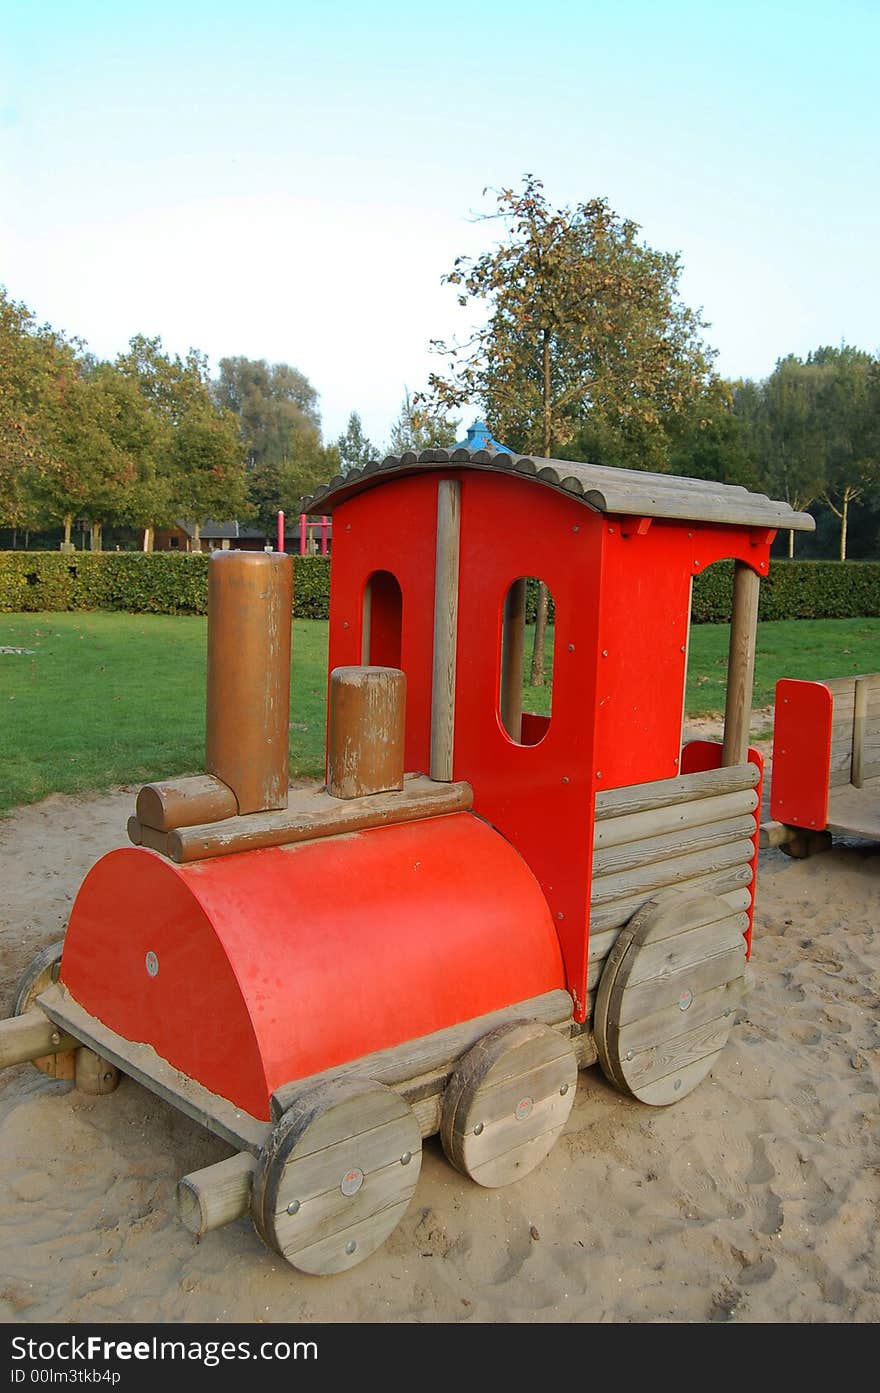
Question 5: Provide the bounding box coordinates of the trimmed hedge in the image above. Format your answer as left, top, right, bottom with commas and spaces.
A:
692, 560, 880, 623
1, 552, 879, 623
0, 552, 333, 619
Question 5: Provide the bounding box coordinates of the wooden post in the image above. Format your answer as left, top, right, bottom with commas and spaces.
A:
0, 1011, 76, 1069
327, 667, 405, 799
852, 677, 868, 789
430, 480, 461, 781
722, 562, 760, 767
177, 1153, 257, 1236
499, 578, 526, 741
205, 550, 294, 815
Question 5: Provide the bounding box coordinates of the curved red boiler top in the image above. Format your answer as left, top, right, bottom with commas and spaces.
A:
60, 812, 566, 1120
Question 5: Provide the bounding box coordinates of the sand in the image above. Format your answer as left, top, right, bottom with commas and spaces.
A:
0, 730, 877, 1325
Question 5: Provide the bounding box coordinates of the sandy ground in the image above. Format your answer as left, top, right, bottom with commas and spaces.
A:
0, 723, 877, 1325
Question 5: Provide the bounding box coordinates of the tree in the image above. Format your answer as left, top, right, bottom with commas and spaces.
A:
811, 345, 879, 560
751, 356, 826, 558
0, 288, 74, 531
213, 356, 321, 469
386, 390, 458, 456
426, 175, 716, 681
118, 336, 247, 550
335, 411, 376, 473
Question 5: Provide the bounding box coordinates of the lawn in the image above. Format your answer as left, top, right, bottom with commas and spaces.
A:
1, 612, 878, 814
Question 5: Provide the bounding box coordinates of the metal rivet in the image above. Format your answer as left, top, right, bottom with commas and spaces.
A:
559, 1083, 569, 1096
626, 1050, 634, 1061
572, 525, 580, 533
102, 1071, 114, 1083
596, 771, 603, 779
568, 643, 575, 652
400, 1151, 412, 1166
515, 1097, 534, 1121
724, 1008, 732, 1018
602, 649, 608, 657
561, 776, 570, 784
678, 988, 693, 1011
50, 1031, 61, 1047
674, 1079, 682, 1090
474, 1122, 484, 1136
342, 620, 349, 629
286, 1199, 300, 1215
556, 911, 564, 921
145, 951, 159, 978
345, 1240, 357, 1255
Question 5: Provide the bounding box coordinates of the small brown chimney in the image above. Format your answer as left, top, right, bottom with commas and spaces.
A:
205, 550, 294, 815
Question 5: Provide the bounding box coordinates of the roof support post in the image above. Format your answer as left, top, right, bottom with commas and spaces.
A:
430, 480, 461, 781
722, 562, 760, 767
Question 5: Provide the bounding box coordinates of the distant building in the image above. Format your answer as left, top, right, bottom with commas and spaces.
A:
154, 518, 332, 555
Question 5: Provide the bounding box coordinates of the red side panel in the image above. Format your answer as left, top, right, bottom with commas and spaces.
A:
60, 815, 564, 1120
680, 739, 764, 957
770, 679, 833, 830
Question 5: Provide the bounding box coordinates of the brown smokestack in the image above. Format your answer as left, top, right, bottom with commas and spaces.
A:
205, 550, 294, 815
327, 667, 406, 800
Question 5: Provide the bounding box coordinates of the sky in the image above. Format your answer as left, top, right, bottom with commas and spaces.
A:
1, 0, 878, 451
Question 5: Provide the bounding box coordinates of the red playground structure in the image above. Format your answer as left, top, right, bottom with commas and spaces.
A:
4, 446, 813, 1275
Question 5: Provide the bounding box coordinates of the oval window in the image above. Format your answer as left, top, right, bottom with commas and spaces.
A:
499, 577, 554, 746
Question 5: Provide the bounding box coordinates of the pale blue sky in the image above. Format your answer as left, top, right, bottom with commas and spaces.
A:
2, 0, 877, 448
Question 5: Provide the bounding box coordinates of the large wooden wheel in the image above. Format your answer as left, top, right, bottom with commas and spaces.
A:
441, 1020, 577, 1187
12, 942, 73, 1079
251, 1077, 421, 1275
594, 890, 748, 1105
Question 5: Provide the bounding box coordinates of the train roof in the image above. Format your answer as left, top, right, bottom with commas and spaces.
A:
301, 448, 816, 532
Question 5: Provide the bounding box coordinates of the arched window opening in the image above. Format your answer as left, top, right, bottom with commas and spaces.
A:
362, 570, 403, 669
499, 577, 554, 746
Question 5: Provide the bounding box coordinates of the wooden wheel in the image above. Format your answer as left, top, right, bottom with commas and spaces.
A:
12, 942, 74, 1079
440, 1020, 577, 1188
251, 1077, 421, 1275
594, 889, 748, 1105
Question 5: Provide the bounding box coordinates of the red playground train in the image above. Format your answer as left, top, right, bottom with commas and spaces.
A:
4, 446, 813, 1274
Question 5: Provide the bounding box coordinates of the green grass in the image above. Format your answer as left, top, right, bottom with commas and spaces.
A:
1, 613, 878, 814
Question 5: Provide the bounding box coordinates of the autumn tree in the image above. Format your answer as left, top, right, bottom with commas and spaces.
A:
426, 175, 716, 681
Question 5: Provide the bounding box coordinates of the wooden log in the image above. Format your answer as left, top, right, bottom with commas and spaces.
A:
430, 479, 461, 781
168, 774, 473, 863
594, 788, 758, 850
588, 863, 754, 937
0, 1010, 77, 1069
74, 1047, 120, 1095
590, 807, 757, 869
722, 562, 761, 767
595, 762, 760, 822
136, 775, 237, 832
758, 819, 797, 849
177, 1152, 257, 1236
126, 818, 171, 855
205, 550, 294, 815
326, 666, 405, 799
590, 837, 756, 908
499, 578, 526, 741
